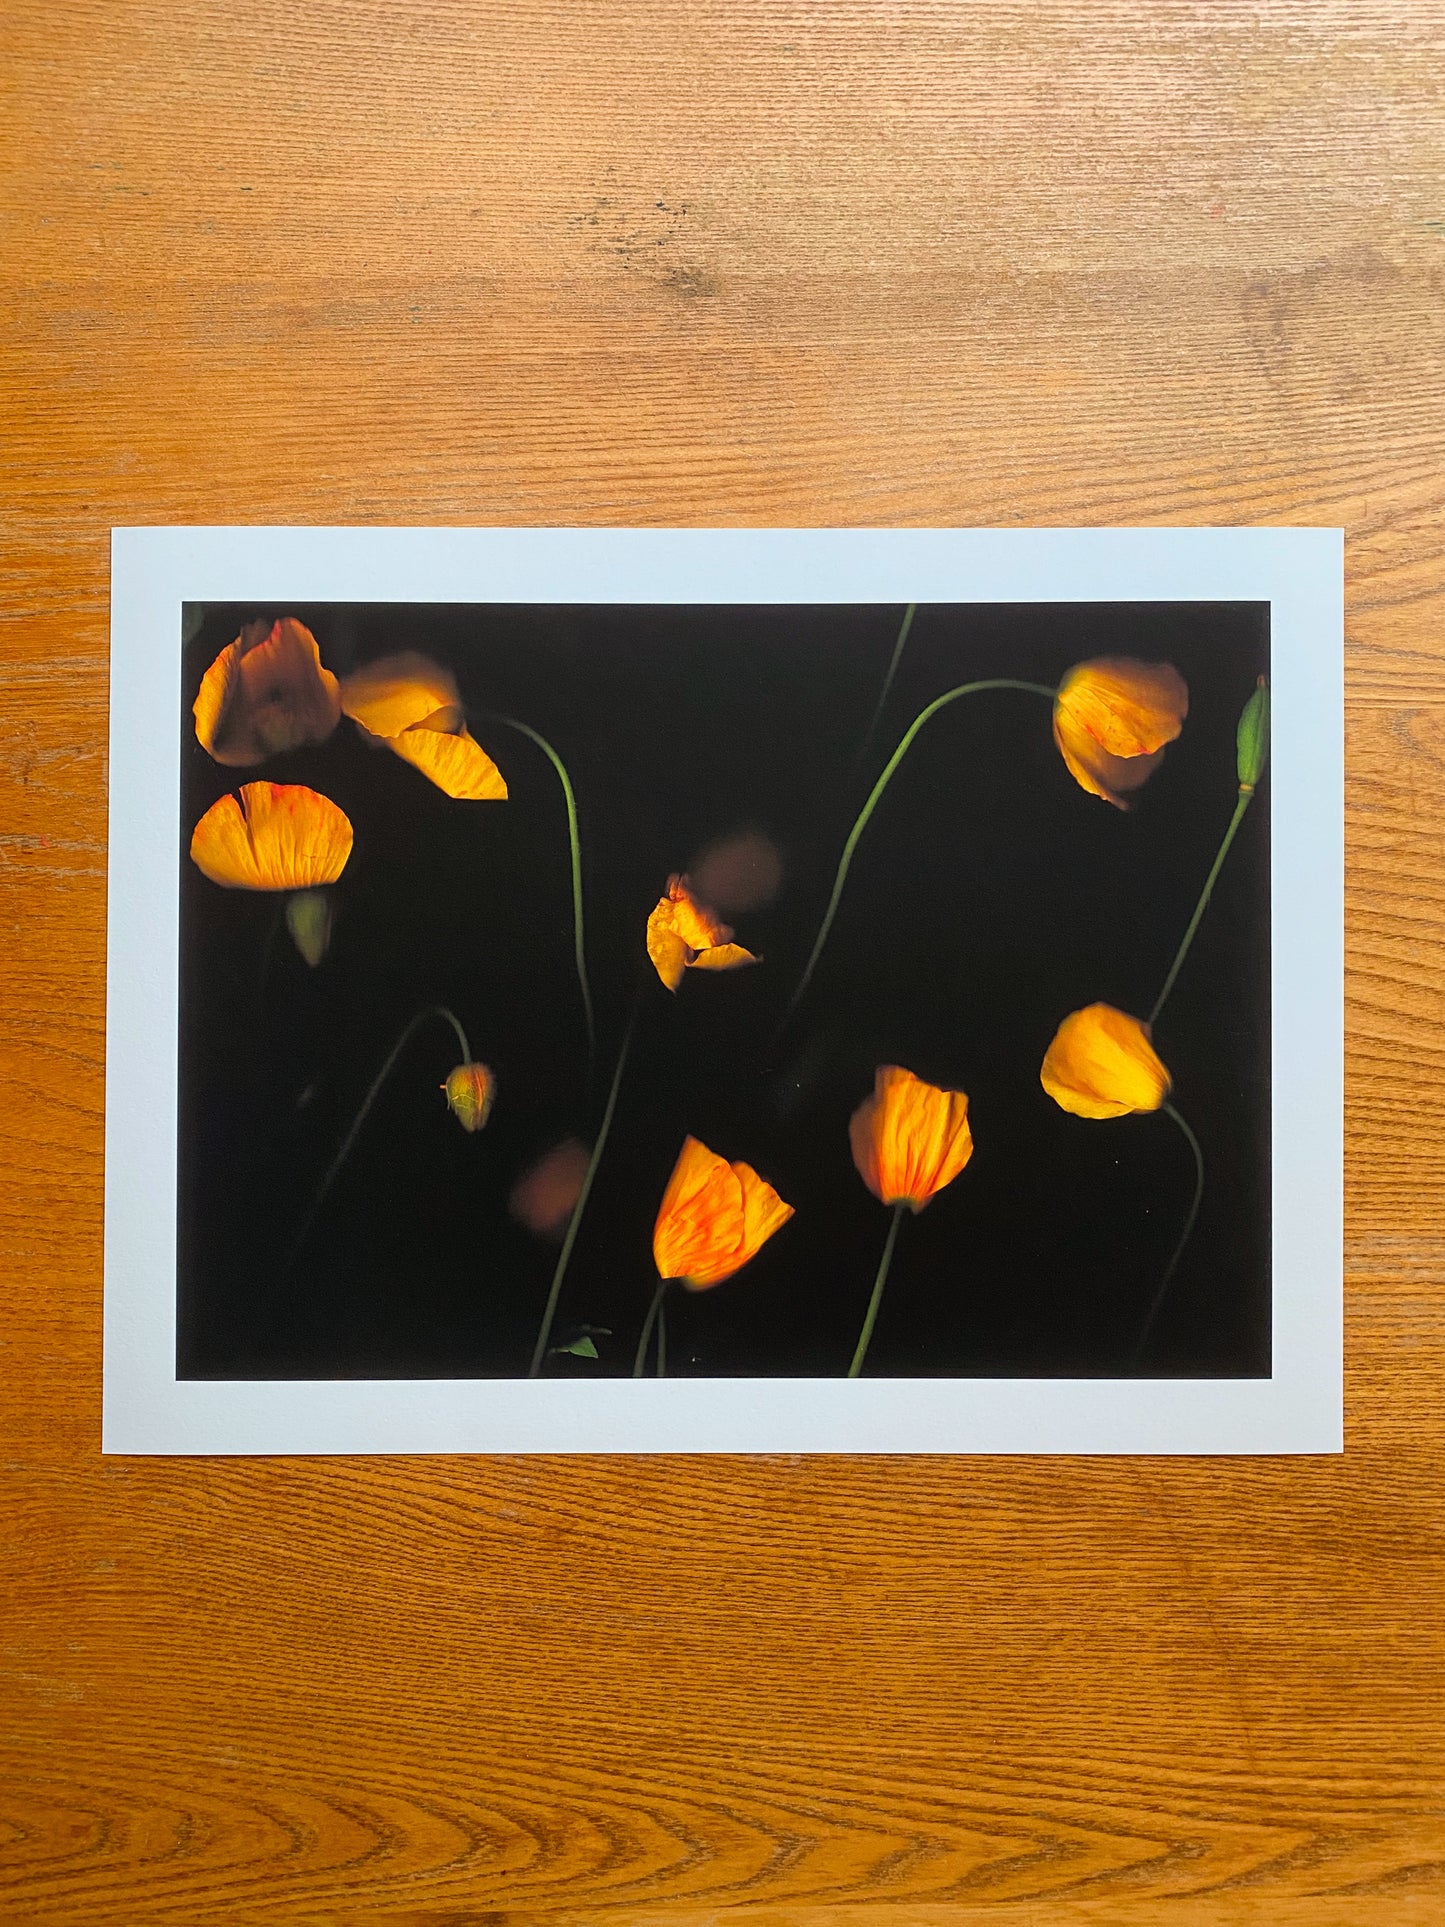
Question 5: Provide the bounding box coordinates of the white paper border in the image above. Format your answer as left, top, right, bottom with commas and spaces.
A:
104, 528, 1343, 1454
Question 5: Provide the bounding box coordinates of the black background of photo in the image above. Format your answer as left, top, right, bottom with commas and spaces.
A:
177, 599, 1270, 1381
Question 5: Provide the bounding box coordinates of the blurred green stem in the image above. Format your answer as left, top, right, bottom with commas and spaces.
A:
528, 1002, 637, 1378
855, 602, 916, 766
1131, 1101, 1205, 1369
286, 1004, 471, 1273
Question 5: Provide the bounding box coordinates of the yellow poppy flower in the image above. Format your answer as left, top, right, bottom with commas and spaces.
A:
646, 874, 759, 992
1053, 657, 1188, 808
340, 652, 507, 801
193, 618, 342, 766
849, 1065, 974, 1212
442, 1062, 496, 1133
652, 1136, 794, 1290
1040, 1003, 1171, 1119
189, 783, 353, 891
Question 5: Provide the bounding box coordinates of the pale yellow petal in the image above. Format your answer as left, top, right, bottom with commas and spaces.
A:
340, 652, 464, 737
381, 725, 508, 800
688, 942, 759, 974
646, 897, 691, 990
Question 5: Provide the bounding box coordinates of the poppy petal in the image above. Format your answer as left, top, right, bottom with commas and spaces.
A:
1057, 659, 1188, 759
340, 653, 464, 737
1040, 1003, 1171, 1119
194, 619, 341, 766
190, 783, 353, 891
689, 942, 759, 974
379, 724, 508, 800
646, 899, 692, 990
1052, 710, 1164, 810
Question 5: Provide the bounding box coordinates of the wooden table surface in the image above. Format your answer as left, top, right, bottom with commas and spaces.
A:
3, 3, 1442, 1922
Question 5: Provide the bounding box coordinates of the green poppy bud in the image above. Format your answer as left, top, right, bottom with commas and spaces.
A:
285, 888, 334, 967
1236, 676, 1270, 792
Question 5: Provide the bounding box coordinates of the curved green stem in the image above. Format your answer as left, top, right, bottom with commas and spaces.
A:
849, 1201, 906, 1378
1131, 1101, 1205, 1369
656, 1298, 668, 1379
1149, 787, 1254, 1027
633, 1279, 668, 1379
855, 602, 916, 766
286, 1003, 471, 1273
782, 679, 1057, 1028
490, 713, 595, 1068
528, 1002, 637, 1377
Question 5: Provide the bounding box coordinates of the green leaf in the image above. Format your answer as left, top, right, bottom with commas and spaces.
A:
550, 1335, 599, 1359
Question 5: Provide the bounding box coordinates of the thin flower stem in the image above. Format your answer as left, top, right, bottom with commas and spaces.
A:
285, 1003, 472, 1274
528, 1001, 638, 1378
782, 679, 1057, 1030
1131, 1101, 1205, 1369
854, 602, 916, 767
1149, 787, 1254, 1027
849, 1201, 907, 1378
490, 713, 596, 1069
656, 1299, 668, 1379
633, 1279, 668, 1379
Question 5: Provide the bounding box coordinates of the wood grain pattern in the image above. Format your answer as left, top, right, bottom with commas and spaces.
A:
2, 1, 1443, 1919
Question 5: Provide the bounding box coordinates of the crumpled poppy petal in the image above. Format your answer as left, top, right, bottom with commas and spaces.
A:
194, 618, 341, 766
190, 783, 353, 891
1040, 1003, 1171, 1119
1053, 709, 1165, 810
653, 1136, 793, 1290
734, 1160, 795, 1274
849, 1065, 973, 1212
646, 899, 692, 991
377, 722, 508, 800
1056, 658, 1188, 759
688, 942, 759, 974
653, 1138, 744, 1285
665, 875, 730, 952
340, 653, 464, 737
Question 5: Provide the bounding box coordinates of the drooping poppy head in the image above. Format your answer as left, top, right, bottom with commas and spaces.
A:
189, 783, 353, 891
340, 652, 507, 801
849, 1065, 974, 1212
193, 618, 342, 766
652, 1136, 794, 1291
1052, 658, 1188, 808
1040, 1003, 1171, 1119
646, 874, 759, 991
442, 1062, 496, 1133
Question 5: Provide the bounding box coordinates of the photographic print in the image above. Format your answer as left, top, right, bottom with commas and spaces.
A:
105, 529, 1341, 1453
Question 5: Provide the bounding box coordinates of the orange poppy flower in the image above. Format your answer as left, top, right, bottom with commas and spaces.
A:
1040, 1003, 1171, 1119
652, 1136, 794, 1290
340, 652, 507, 801
190, 783, 353, 891
849, 1065, 974, 1212
193, 618, 342, 766
442, 1061, 496, 1133
646, 874, 759, 992
1053, 658, 1188, 808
